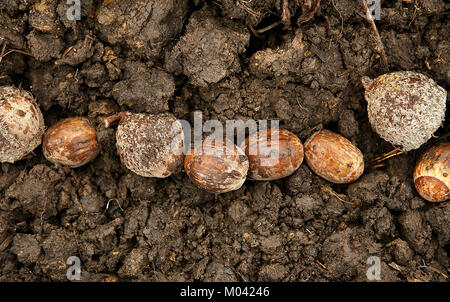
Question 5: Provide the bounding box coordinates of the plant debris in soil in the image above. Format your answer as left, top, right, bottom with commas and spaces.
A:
0, 0, 449, 282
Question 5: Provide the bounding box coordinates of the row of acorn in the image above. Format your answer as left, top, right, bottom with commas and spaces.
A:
0, 71, 448, 202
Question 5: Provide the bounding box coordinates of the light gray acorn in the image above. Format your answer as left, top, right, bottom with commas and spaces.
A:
362, 71, 447, 151
0, 86, 45, 163
105, 112, 184, 178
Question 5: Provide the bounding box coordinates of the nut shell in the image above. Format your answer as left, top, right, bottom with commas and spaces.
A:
362, 71, 446, 151
0, 86, 45, 163
304, 129, 364, 184
241, 128, 303, 180
43, 117, 100, 168
116, 112, 184, 178
185, 140, 249, 193
413, 143, 449, 202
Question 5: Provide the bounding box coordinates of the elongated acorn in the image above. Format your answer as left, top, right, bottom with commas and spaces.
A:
184, 140, 249, 193
362, 71, 446, 151
413, 142, 449, 202
0, 86, 45, 163
105, 112, 184, 178
241, 128, 303, 180
304, 129, 364, 184
43, 117, 100, 168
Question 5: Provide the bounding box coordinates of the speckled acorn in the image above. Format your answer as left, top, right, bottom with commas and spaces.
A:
105, 112, 184, 178
43, 117, 100, 168
362, 71, 446, 151
304, 129, 364, 184
413, 143, 449, 202
184, 140, 249, 193
240, 128, 303, 180
0, 85, 45, 163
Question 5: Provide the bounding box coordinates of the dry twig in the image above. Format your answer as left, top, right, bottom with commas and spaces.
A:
359, 0, 389, 72
367, 147, 404, 167
7, 48, 34, 57
236, 0, 264, 20
281, 0, 291, 26
321, 185, 358, 206
330, 0, 344, 34
299, 0, 321, 24
0, 42, 6, 65
253, 21, 283, 35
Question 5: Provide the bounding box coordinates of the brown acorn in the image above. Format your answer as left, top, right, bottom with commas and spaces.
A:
240, 128, 303, 180
304, 129, 364, 184
105, 112, 184, 178
184, 140, 249, 193
413, 142, 449, 202
43, 117, 100, 168
0, 86, 45, 163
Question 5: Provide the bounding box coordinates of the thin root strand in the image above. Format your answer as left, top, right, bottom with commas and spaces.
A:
367, 148, 404, 167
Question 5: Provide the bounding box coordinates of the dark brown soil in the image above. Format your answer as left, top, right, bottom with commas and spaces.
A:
0, 0, 449, 282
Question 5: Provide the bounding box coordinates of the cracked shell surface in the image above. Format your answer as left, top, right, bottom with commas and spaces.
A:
304, 129, 364, 184
116, 112, 184, 178
241, 128, 304, 181
185, 140, 249, 193
414, 142, 450, 202
43, 117, 100, 168
0, 86, 45, 163
362, 71, 447, 151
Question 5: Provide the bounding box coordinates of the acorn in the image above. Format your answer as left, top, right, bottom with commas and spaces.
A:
362, 71, 446, 151
105, 112, 184, 178
240, 128, 303, 180
413, 142, 449, 202
304, 129, 364, 184
0, 86, 45, 163
43, 117, 100, 168
184, 140, 249, 193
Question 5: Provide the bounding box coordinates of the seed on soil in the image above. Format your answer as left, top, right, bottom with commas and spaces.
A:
184, 140, 249, 193
105, 112, 184, 178
0, 85, 45, 163
362, 71, 447, 152
413, 142, 450, 202
43, 117, 100, 168
304, 129, 364, 184
241, 128, 303, 180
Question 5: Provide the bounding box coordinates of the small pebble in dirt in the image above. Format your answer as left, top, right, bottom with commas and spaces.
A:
362, 71, 447, 151
0, 86, 45, 163
184, 140, 249, 193
105, 112, 184, 178
304, 129, 364, 184
241, 128, 304, 180
43, 117, 100, 168
413, 142, 449, 202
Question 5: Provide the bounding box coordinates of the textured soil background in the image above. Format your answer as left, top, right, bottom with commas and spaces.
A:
0, 0, 449, 282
